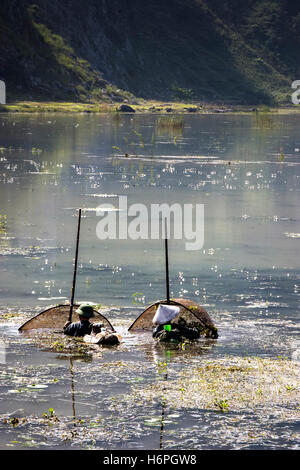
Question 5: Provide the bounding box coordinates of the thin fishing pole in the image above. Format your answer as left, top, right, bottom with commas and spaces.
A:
69, 208, 82, 322
164, 218, 170, 305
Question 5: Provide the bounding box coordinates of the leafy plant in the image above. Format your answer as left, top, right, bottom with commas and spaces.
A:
10, 417, 19, 426
43, 407, 55, 418
279, 147, 285, 162
285, 384, 296, 391
214, 399, 229, 412
157, 361, 168, 374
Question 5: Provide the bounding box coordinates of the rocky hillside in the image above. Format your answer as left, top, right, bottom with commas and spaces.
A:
0, 0, 299, 104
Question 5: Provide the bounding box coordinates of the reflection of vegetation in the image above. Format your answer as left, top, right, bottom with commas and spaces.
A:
133, 130, 145, 149
253, 106, 275, 129
279, 147, 285, 162
156, 115, 184, 133
0, 213, 7, 235
112, 129, 154, 158
0, 213, 8, 250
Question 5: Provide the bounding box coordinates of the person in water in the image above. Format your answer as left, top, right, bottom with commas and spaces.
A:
63, 303, 100, 337
63, 303, 120, 345
151, 303, 201, 343
152, 319, 200, 342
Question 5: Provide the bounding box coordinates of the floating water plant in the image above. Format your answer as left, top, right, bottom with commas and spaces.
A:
279, 147, 285, 162
285, 384, 296, 391
214, 399, 229, 412
126, 356, 300, 413
157, 361, 168, 375
133, 130, 145, 149
0, 214, 7, 235
42, 407, 55, 419
254, 106, 275, 129
31, 147, 43, 155
10, 417, 19, 426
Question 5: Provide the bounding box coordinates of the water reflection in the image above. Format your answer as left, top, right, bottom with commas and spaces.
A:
159, 366, 168, 451
69, 357, 77, 431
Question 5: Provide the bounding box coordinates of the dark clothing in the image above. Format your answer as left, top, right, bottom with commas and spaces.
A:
63, 320, 93, 337
152, 323, 200, 342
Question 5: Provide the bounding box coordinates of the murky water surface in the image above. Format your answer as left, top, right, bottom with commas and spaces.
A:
0, 112, 299, 449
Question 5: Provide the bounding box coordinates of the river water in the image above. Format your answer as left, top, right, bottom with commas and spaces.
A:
0, 111, 299, 449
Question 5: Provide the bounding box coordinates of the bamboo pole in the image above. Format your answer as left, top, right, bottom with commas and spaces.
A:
164, 218, 170, 304
68, 208, 82, 322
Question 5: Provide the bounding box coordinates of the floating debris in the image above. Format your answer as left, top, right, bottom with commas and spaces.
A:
285, 233, 300, 239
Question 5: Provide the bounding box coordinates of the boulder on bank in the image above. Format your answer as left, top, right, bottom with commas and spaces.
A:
118, 104, 135, 113
184, 107, 198, 112
213, 108, 230, 113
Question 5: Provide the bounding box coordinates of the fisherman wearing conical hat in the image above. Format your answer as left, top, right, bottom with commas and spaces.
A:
64, 303, 121, 345
63, 304, 97, 337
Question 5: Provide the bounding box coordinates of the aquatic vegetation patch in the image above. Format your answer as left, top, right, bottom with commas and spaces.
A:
30, 331, 95, 358
1, 312, 20, 320
127, 356, 300, 413
0, 214, 7, 235
0, 352, 299, 449
284, 233, 300, 239
253, 106, 277, 129
156, 115, 185, 132
0, 411, 153, 449
0, 245, 58, 257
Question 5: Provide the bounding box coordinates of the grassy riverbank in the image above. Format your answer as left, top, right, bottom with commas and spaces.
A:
1, 100, 300, 114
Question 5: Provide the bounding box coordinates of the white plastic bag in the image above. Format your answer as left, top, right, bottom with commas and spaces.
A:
152, 304, 180, 325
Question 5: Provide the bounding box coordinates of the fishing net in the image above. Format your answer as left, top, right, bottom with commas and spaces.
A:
18, 304, 115, 331
128, 298, 218, 338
